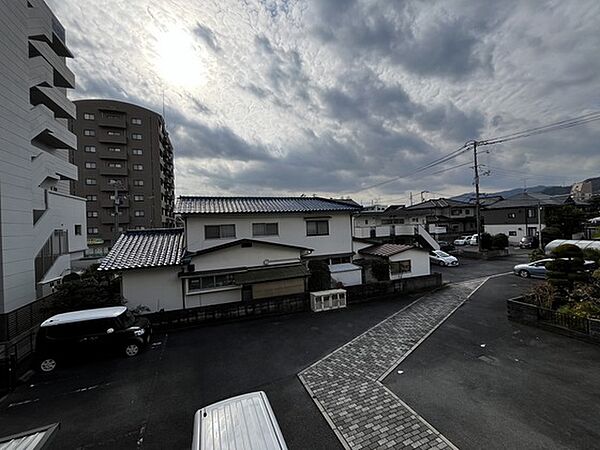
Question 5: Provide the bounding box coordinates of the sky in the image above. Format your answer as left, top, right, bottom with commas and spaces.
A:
48, 0, 600, 205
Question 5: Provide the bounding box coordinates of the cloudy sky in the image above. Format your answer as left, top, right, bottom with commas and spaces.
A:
49, 0, 600, 204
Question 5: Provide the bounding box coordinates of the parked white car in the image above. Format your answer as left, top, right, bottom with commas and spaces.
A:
453, 235, 471, 246
429, 250, 459, 266
468, 234, 479, 246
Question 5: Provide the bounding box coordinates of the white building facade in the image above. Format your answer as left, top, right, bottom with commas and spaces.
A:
0, 0, 86, 332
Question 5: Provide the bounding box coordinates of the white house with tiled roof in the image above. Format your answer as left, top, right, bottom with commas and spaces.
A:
357, 243, 430, 282
99, 196, 361, 312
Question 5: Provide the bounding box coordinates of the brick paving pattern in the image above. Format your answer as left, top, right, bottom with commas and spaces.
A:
299, 279, 484, 449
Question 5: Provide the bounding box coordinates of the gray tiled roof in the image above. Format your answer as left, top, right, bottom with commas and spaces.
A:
175, 196, 362, 215
98, 228, 185, 271
484, 192, 565, 209
359, 244, 415, 258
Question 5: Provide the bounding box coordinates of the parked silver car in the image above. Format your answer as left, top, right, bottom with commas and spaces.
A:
513, 259, 597, 278
453, 235, 471, 246
429, 250, 459, 266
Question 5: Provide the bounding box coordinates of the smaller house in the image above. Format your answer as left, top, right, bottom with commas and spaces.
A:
357, 243, 430, 282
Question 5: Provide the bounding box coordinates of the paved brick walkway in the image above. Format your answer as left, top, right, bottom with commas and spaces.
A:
299, 279, 484, 449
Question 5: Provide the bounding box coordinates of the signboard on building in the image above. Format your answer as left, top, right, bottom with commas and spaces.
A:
87, 238, 105, 246
430, 226, 447, 234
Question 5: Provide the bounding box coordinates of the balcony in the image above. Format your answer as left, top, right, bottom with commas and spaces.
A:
29, 55, 53, 89
97, 114, 126, 129
97, 130, 127, 144
102, 165, 128, 176
28, 2, 72, 57
29, 39, 75, 89
30, 85, 76, 119
31, 150, 78, 188
101, 198, 129, 209
100, 179, 128, 191
98, 148, 128, 160
101, 212, 130, 225
30, 103, 76, 150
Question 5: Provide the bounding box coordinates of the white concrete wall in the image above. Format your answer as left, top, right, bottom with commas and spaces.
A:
389, 249, 430, 279
185, 212, 353, 258
122, 267, 182, 312
189, 242, 303, 272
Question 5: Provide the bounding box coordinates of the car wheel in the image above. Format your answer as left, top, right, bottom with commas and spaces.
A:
439, 261, 446, 266
124, 343, 140, 357
39, 358, 57, 373
519, 270, 530, 278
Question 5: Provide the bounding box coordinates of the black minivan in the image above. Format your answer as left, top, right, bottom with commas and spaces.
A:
36, 306, 152, 372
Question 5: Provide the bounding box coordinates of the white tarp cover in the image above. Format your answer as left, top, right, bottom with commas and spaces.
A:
544, 239, 600, 254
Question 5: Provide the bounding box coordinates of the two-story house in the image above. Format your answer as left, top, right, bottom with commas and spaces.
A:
482, 192, 565, 244
99, 196, 361, 311
384, 198, 476, 239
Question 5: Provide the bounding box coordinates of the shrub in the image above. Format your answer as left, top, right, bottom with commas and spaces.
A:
541, 226, 562, 246
491, 233, 509, 249
525, 282, 557, 309
480, 232, 493, 250
371, 259, 390, 281
583, 248, 600, 265
307, 260, 331, 291
530, 248, 546, 262
547, 244, 587, 295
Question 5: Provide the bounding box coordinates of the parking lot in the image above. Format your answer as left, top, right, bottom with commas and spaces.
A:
0, 294, 422, 449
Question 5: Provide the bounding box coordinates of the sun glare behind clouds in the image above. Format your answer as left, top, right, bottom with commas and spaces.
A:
155, 28, 206, 89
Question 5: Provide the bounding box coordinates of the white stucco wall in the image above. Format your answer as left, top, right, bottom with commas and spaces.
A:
122, 266, 182, 312
185, 212, 353, 258
389, 249, 430, 279
189, 242, 303, 272
484, 224, 542, 244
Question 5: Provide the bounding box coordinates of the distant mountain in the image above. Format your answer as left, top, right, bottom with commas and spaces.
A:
452, 184, 572, 203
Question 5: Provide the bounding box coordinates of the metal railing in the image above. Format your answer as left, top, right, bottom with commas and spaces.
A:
537, 307, 590, 333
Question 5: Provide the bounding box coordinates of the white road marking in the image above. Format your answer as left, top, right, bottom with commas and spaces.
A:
8, 398, 39, 408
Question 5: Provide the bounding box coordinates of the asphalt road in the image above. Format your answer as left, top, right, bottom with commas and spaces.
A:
0, 295, 420, 449
384, 274, 600, 450
433, 249, 530, 283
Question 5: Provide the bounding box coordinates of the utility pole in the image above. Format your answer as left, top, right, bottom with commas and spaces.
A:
473, 141, 482, 251
420, 190, 428, 203
110, 180, 122, 247
409, 192, 413, 206
538, 201, 543, 250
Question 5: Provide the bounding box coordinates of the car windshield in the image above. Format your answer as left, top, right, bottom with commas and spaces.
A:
436, 251, 450, 257
117, 310, 136, 328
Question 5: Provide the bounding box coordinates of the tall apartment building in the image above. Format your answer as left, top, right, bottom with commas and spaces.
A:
0, 0, 87, 338
70, 100, 175, 256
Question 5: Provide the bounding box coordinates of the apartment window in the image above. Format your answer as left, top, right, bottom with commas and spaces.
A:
87, 211, 98, 218
330, 256, 351, 265
134, 226, 145, 230
86, 195, 97, 201
132, 133, 142, 140
133, 164, 143, 171
85, 162, 96, 169
87, 227, 99, 235
134, 210, 145, 217
107, 162, 123, 168
132, 148, 143, 155
85, 178, 97, 185
106, 113, 121, 119
74, 224, 82, 235
110, 226, 124, 232
108, 147, 121, 152
509, 231, 517, 236
205, 224, 236, 239
110, 211, 123, 217
390, 260, 411, 274
306, 220, 329, 236
252, 223, 278, 236
188, 274, 235, 292
84, 145, 96, 153
84, 129, 95, 136
527, 209, 536, 218
83, 113, 95, 120
451, 209, 462, 216
107, 130, 121, 136
411, 218, 419, 223
133, 195, 144, 201
465, 209, 472, 215
508, 213, 516, 219
131, 118, 142, 125
133, 180, 144, 186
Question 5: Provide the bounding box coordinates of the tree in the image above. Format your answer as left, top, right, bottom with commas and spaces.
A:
49, 265, 122, 314
545, 205, 586, 238
541, 226, 562, 246
491, 233, 508, 249
480, 232, 493, 250
307, 260, 331, 291
546, 244, 587, 300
